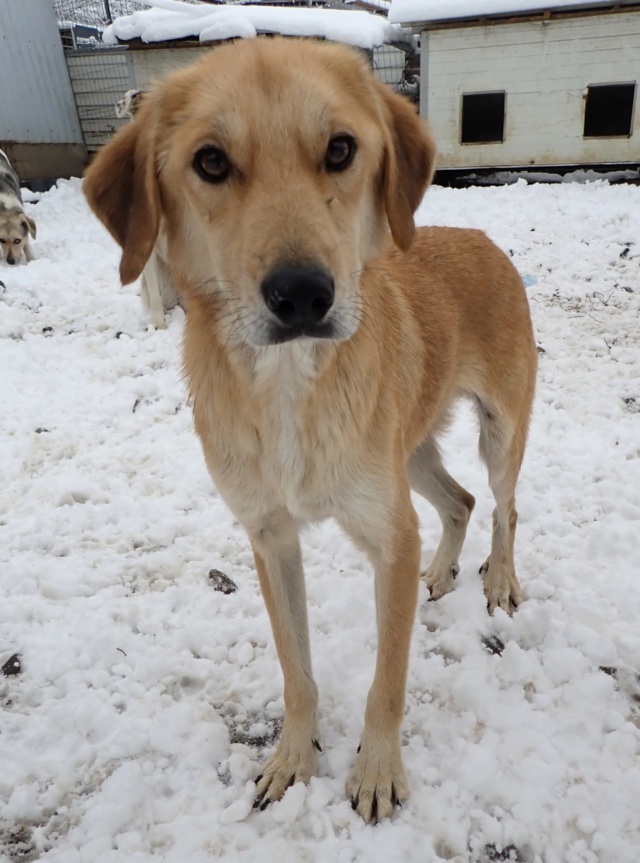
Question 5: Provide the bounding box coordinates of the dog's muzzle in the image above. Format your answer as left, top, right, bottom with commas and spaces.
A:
261, 264, 335, 343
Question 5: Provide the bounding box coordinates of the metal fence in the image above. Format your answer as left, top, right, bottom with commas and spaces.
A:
65, 47, 135, 151
54, 0, 146, 27
372, 44, 419, 104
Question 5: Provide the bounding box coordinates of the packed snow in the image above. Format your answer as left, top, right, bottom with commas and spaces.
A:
1, 176, 640, 862
103, 0, 410, 49
389, 0, 639, 25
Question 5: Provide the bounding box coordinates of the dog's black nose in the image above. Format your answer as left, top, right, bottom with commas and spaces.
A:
261, 265, 334, 328
6, 259, 16, 266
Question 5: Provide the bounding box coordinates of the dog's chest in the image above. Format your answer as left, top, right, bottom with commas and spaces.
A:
253, 346, 328, 518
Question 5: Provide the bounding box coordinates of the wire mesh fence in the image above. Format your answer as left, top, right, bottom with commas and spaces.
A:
54, 0, 147, 27
65, 47, 134, 150
372, 44, 419, 104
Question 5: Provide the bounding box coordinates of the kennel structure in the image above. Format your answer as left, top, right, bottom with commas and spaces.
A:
62, 2, 415, 155
99, 4, 414, 97
389, 0, 640, 170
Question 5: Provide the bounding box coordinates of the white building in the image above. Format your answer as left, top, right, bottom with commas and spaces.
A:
389, 0, 640, 170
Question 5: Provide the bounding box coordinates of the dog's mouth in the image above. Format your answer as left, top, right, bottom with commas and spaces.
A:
262, 319, 340, 346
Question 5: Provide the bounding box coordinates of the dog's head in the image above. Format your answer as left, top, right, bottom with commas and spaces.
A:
0, 208, 36, 266
85, 38, 436, 347
115, 89, 147, 120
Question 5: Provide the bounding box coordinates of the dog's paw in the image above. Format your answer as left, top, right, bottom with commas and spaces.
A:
421, 561, 459, 601
346, 737, 409, 823
253, 733, 320, 810
481, 559, 522, 615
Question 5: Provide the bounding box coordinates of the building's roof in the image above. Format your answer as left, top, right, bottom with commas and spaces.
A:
103, 0, 413, 49
389, 0, 640, 26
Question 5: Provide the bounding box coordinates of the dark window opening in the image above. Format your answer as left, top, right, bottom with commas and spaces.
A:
584, 83, 636, 137
461, 91, 506, 144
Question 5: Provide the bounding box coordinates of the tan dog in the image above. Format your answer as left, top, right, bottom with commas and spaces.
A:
84, 37, 537, 822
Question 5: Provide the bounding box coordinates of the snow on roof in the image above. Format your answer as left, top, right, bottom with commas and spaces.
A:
103, 0, 412, 50
389, 0, 639, 26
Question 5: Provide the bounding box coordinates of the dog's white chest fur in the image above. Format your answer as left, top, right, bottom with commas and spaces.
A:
253, 343, 318, 517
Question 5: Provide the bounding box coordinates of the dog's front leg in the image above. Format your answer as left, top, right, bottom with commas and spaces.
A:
342, 488, 421, 822
249, 510, 320, 808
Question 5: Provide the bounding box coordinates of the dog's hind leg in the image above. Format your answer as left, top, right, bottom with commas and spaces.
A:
249, 509, 320, 808
156, 253, 183, 314
476, 398, 528, 614
140, 253, 167, 329
408, 436, 475, 601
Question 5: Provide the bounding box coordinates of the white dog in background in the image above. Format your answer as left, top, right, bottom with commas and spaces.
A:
114, 90, 183, 329
0, 150, 36, 266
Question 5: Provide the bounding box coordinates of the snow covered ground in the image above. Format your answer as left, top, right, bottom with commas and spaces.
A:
1, 178, 639, 863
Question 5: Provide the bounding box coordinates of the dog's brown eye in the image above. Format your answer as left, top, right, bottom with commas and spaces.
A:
326, 135, 356, 172
193, 147, 231, 183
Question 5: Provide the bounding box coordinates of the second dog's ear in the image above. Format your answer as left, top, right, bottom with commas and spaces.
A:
24, 216, 37, 239
377, 85, 436, 252
83, 103, 160, 285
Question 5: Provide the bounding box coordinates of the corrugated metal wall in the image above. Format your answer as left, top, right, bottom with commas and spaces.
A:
0, 0, 83, 145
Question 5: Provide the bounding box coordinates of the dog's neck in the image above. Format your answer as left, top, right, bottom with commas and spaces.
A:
253, 340, 319, 392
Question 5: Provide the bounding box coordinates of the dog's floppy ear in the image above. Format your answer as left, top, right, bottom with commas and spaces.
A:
83, 103, 160, 285
23, 216, 36, 239
377, 85, 436, 251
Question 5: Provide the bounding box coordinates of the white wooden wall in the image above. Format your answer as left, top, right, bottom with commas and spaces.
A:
131, 46, 212, 91
420, 12, 640, 169
131, 44, 406, 91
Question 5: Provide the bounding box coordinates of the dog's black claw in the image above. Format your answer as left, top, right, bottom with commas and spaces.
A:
260, 799, 271, 811
255, 774, 263, 784
350, 797, 358, 811
253, 790, 268, 809
450, 564, 460, 580
312, 738, 322, 752
356, 743, 361, 754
